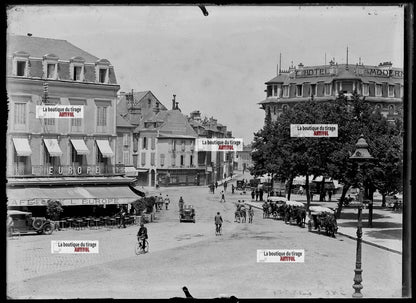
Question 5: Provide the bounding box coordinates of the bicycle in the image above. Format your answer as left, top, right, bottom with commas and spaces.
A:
215, 224, 222, 236
135, 237, 149, 255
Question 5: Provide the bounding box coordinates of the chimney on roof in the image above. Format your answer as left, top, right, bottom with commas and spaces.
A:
172, 95, 176, 110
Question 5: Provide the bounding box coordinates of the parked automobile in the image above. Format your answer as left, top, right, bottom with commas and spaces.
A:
180, 205, 196, 223
7, 210, 53, 235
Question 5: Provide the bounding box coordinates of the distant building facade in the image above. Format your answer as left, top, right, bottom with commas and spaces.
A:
235, 144, 253, 172
188, 110, 234, 184
259, 61, 403, 123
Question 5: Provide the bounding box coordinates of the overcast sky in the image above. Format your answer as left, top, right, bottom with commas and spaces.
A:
7, 5, 404, 143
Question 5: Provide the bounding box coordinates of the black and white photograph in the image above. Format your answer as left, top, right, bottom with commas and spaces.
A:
5, 4, 411, 299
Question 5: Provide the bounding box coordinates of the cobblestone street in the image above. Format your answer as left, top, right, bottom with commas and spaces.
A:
7, 175, 402, 299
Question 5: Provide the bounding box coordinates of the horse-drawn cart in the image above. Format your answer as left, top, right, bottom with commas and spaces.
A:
283, 200, 306, 227
307, 206, 338, 237
266, 197, 287, 219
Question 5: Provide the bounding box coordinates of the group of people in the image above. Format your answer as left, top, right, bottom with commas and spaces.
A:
251, 188, 264, 202
156, 193, 171, 210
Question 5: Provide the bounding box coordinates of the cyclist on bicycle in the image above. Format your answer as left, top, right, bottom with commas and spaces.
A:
215, 212, 223, 233
137, 223, 148, 251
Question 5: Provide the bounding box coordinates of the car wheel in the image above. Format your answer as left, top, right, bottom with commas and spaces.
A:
43, 224, 53, 235
32, 218, 43, 230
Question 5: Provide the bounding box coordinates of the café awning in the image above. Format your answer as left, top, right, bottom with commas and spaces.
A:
7, 185, 142, 207
12, 138, 32, 156
96, 140, 114, 158
70, 139, 90, 155
43, 138, 63, 157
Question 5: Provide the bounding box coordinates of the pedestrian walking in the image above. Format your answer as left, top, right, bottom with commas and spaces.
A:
215, 181, 218, 189
220, 190, 225, 203
259, 188, 264, 201
157, 193, 164, 210
164, 194, 170, 210
255, 188, 259, 201
248, 206, 254, 223
119, 207, 126, 228
223, 181, 228, 192
231, 184, 235, 194
179, 196, 184, 211
251, 189, 255, 201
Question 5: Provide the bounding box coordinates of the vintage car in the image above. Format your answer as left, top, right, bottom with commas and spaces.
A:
7, 210, 54, 235
180, 205, 196, 223
236, 180, 246, 191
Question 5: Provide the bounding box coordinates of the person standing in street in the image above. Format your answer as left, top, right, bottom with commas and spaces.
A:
259, 188, 264, 201
223, 181, 228, 192
220, 190, 226, 203
231, 184, 235, 194
215, 181, 218, 189
251, 189, 255, 201
255, 188, 259, 201
164, 194, 170, 210
179, 196, 184, 211
328, 190, 332, 202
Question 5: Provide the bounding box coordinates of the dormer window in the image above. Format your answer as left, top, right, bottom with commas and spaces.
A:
43, 54, 59, 80
99, 68, 107, 83
95, 59, 110, 84
70, 57, 85, 82
296, 85, 303, 97
12, 51, 30, 77
283, 85, 289, 97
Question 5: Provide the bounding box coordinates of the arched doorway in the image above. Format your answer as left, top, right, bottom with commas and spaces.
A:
150, 169, 155, 187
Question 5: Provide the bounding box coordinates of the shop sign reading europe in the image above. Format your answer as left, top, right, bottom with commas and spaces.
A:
37, 165, 124, 176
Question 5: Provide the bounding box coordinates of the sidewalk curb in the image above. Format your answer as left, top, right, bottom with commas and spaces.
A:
245, 202, 402, 255
336, 231, 402, 255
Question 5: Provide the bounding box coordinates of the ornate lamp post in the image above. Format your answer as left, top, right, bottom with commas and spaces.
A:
349, 135, 374, 298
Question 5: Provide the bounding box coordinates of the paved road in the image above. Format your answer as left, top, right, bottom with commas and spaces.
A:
7, 174, 402, 299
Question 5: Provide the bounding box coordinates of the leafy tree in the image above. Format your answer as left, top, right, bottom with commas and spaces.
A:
46, 200, 64, 220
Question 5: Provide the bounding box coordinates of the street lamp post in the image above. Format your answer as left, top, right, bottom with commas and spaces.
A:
349, 134, 374, 298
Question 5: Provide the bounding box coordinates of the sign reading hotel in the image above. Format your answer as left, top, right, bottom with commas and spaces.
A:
195, 138, 243, 152
36, 105, 84, 118
290, 124, 338, 138
295, 67, 403, 78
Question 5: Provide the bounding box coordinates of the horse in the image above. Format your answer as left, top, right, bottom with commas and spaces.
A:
240, 208, 247, 223
262, 202, 269, 218
234, 209, 241, 223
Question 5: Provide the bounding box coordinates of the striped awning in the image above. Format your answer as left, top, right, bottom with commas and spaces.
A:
96, 140, 114, 158
12, 138, 32, 156
43, 138, 63, 157
70, 139, 90, 155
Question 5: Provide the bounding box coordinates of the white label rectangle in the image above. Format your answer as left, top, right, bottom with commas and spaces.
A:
36, 105, 84, 119
290, 124, 338, 137
195, 138, 243, 152
257, 249, 304, 263
51, 240, 99, 254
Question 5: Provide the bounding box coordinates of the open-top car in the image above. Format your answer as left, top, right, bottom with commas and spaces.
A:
180, 205, 195, 223
7, 210, 54, 235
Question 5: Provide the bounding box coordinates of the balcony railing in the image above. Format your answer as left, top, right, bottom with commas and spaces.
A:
7, 164, 125, 177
